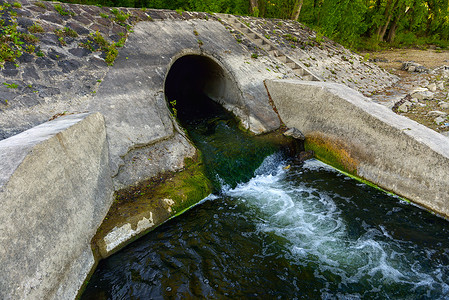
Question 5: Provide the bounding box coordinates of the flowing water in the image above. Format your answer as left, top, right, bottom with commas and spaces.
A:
82, 98, 449, 299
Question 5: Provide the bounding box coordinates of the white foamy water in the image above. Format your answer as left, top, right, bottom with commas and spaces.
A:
224, 155, 449, 298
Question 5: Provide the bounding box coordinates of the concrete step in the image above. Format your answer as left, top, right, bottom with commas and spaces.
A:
262, 44, 273, 51
294, 68, 305, 76
254, 39, 264, 46
247, 33, 256, 39
286, 62, 296, 69
303, 74, 314, 81
278, 56, 287, 63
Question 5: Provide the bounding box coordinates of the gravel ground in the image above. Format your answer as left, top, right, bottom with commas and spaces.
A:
365, 49, 449, 136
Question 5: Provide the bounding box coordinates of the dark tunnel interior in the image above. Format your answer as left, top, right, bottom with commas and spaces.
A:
164, 55, 238, 125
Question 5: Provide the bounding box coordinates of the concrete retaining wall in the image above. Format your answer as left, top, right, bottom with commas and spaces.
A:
0, 113, 113, 300
266, 79, 449, 218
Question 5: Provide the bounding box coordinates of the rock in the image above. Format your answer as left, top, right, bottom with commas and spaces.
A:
442, 131, 449, 138
412, 89, 434, 101
435, 116, 446, 125
58, 59, 82, 73
35, 57, 55, 68
411, 98, 418, 103
23, 66, 40, 80
67, 21, 90, 35
283, 127, 305, 140
17, 52, 34, 63
2, 61, 19, 77
17, 17, 34, 28
439, 102, 449, 109
401, 61, 428, 73
438, 82, 445, 90
48, 49, 67, 61
398, 101, 412, 113
297, 150, 314, 162
428, 110, 447, 117
427, 83, 437, 92
69, 47, 92, 57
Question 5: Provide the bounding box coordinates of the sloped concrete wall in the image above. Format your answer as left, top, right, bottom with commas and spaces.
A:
84, 19, 287, 189
266, 79, 449, 218
0, 113, 113, 300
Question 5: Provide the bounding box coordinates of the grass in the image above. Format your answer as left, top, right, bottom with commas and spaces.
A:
80, 31, 120, 66
3, 82, 18, 89
54, 4, 74, 16
34, 2, 46, 9
28, 23, 44, 33
20, 33, 39, 44
111, 8, 130, 23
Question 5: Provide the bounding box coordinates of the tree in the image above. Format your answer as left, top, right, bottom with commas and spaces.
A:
291, 0, 303, 20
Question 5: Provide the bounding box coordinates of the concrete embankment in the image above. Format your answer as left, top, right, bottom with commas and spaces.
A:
0, 113, 112, 299
1, 1, 448, 299
266, 79, 449, 218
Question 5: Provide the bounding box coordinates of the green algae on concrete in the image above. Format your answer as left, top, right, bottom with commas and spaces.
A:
304, 132, 359, 176
91, 154, 213, 259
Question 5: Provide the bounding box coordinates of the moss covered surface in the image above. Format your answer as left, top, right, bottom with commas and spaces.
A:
91, 153, 213, 258
305, 133, 359, 176
305, 133, 413, 207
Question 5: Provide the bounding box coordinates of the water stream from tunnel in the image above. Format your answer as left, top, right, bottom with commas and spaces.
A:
82, 96, 449, 299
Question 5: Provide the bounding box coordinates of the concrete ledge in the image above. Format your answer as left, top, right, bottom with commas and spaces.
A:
266, 79, 449, 218
0, 113, 113, 299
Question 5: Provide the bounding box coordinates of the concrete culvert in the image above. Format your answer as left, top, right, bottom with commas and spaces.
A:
164, 54, 243, 123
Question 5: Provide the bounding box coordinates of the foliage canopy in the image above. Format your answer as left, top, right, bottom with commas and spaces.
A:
56, 0, 449, 49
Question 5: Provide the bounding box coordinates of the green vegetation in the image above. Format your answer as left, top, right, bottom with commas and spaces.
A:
80, 31, 121, 65
28, 23, 44, 33
53, 0, 449, 51
54, 3, 73, 16
34, 1, 46, 9
0, 3, 23, 66
20, 33, 39, 44
3, 82, 18, 89
111, 8, 130, 22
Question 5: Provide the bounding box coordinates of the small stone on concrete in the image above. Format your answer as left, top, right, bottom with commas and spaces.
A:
283, 127, 305, 140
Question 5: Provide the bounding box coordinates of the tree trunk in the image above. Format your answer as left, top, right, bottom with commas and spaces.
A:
386, 2, 408, 43
291, 0, 304, 20
249, 0, 259, 14
375, 0, 395, 40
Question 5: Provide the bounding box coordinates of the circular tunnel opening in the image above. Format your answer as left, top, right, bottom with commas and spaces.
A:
164, 54, 240, 126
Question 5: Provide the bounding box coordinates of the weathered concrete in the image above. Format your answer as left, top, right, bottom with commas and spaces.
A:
0, 113, 113, 299
266, 79, 449, 218
84, 19, 287, 188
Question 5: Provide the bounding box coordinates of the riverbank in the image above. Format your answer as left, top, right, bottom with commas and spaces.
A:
364, 49, 449, 137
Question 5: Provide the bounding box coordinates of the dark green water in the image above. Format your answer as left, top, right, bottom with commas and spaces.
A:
82, 98, 449, 299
